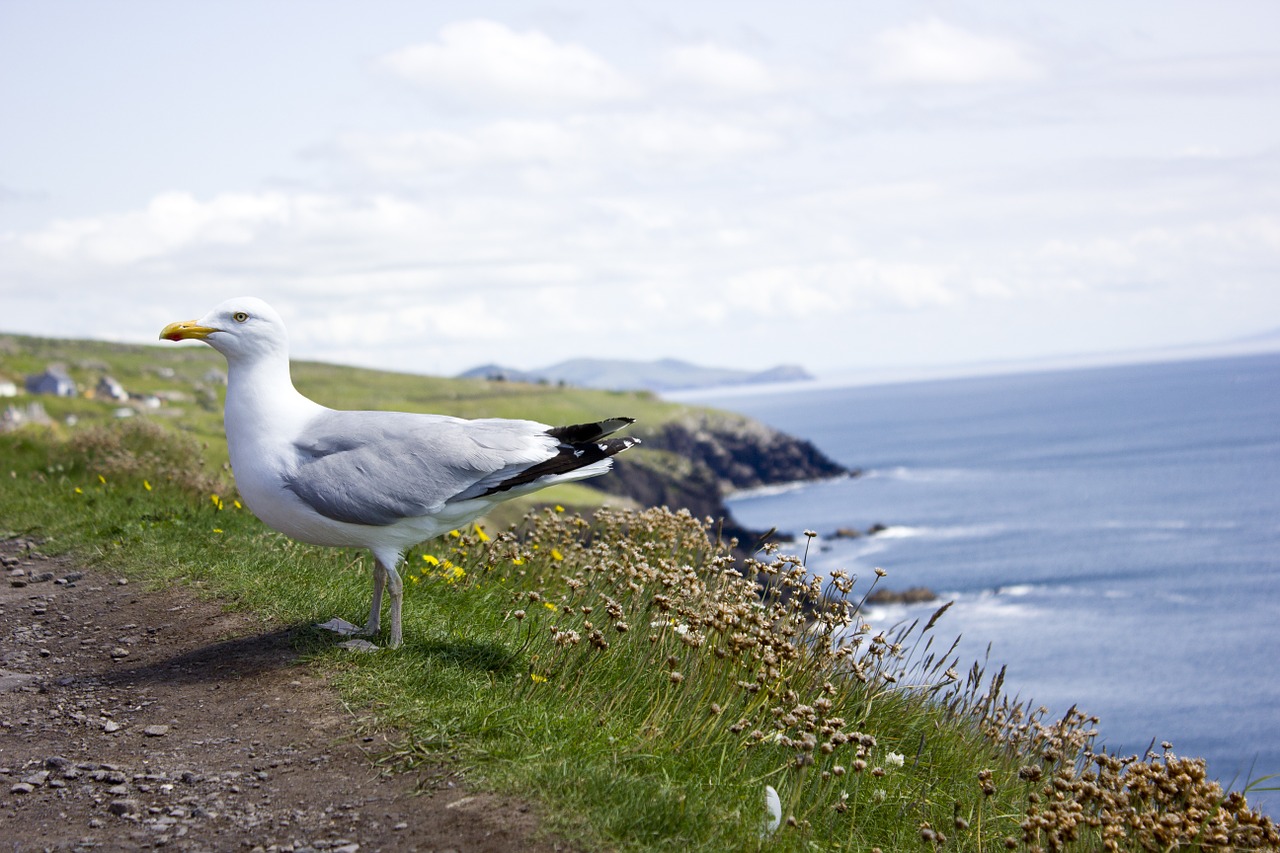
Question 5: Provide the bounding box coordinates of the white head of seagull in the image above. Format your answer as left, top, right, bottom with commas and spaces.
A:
161, 297, 639, 648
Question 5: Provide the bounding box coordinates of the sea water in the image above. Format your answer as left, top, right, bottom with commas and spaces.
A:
680, 352, 1280, 815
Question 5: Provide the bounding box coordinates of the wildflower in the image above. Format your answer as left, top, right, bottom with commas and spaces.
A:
669, 671, 684, 684
98, 474, 106, 485
213, 528, 223, 534
543, 602, 558, 613
233, 499, 242, 510
409, 575, 420, 584
512, 557, 525, 566
448, 529, 461, 538
211, 494, 224, 510
530, 673, 547, 683
474, 525, 490, 542
74, 487, 83, 495
550, 548, 564, 561
886, 751, 905, 768
513, 609, 526, 620
872, 788, 887, 803
422, 554, 439, 565
143, 480, 152, 492
554, 504, 565, 513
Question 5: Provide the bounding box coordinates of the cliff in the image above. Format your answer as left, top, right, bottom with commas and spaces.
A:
583, 410, 850, 544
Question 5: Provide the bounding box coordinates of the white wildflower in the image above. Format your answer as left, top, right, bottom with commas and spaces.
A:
886, 751, 905, 768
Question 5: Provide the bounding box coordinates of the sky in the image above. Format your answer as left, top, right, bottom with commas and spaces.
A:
2, 1, 1278, 379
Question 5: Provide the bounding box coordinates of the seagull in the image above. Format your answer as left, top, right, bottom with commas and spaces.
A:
160, 297, 638, 648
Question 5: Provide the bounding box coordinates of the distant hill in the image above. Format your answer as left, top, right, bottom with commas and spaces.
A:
458, 358, 812, 392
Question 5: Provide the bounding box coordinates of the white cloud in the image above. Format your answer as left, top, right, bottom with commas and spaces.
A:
380, 20, 638, 110
325, 110, 785, 190
869, 17, 1042, 85
18, 191, 294, 265
662, 43, 779, 96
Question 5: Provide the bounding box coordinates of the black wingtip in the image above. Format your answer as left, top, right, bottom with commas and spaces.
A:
546, 417, 636, 444
474, 422, 639, 499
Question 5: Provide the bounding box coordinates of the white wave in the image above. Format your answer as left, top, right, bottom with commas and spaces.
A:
869, 523, 1006, 540
728, 480, 813, 500
865, 466, 975, 483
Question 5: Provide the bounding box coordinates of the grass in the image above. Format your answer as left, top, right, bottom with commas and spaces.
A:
3, 420, 1276, 852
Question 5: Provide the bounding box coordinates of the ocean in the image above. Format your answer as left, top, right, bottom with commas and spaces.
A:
680, 352, 1280, 815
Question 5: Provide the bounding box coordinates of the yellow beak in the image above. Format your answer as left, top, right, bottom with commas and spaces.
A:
160, 320, 217, 341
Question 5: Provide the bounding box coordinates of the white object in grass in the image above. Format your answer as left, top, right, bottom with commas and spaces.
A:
763, 784, 782, 835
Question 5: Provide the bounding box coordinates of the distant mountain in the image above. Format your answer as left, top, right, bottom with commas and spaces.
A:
457, 358, 813, 392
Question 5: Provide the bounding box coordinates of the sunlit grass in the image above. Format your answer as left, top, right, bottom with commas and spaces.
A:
2, 421, 1276, 851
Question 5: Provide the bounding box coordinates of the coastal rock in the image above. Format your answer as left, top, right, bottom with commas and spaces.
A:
585, 412, 850, 545
647, 412, 848, 491
865, 586, 938, 605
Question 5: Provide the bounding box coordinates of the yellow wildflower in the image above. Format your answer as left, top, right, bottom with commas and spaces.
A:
530, 673, 548, 683
554, 504, 565, 513
550, 548, 564, 562
543, 602, 558, 613
143, 480, 152, 492
474, 525, 490, 543
74, 487, 83, 495
422, 554, 440, 566
448, 529, 461, 538
98, 474, 106, 485
212, 528, 223, 534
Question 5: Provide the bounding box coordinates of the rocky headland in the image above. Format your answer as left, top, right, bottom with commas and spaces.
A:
584, 410, 851, 545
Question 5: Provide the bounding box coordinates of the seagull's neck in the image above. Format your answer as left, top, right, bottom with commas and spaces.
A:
223, 352, 324, 446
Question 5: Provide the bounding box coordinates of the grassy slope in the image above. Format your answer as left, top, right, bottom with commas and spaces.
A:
1, 331, 684, 512
3, 333, 1276, 851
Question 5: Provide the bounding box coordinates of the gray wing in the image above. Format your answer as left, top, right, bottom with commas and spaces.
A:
283, 410, 559, 526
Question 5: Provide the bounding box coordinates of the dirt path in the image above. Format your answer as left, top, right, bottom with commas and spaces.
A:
0, 537, 568, 852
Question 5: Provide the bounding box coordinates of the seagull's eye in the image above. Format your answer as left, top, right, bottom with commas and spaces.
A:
232, 311, 250, 323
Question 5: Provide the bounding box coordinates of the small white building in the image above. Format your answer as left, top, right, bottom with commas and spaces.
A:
0, 376, 17, 398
